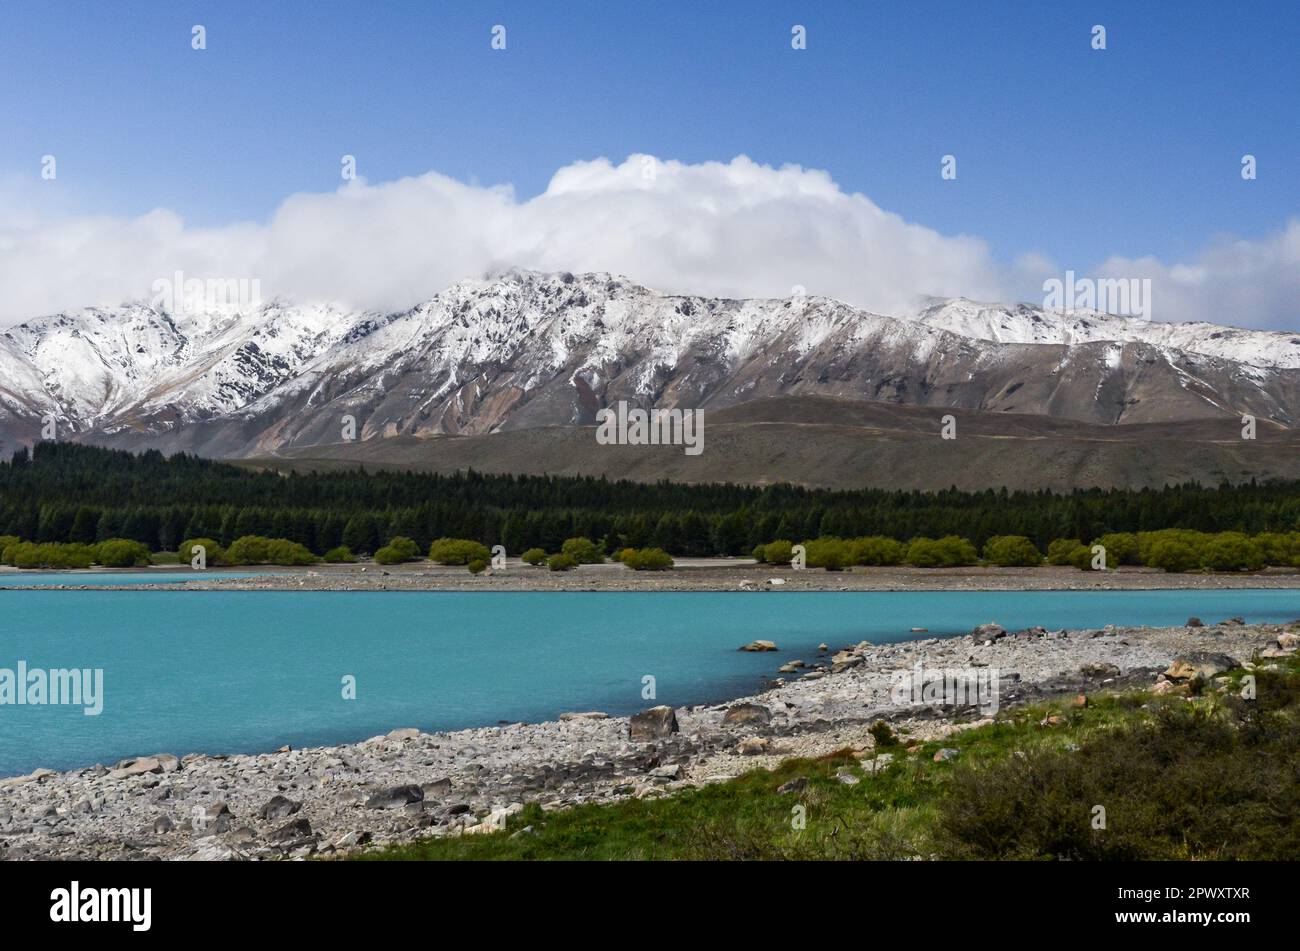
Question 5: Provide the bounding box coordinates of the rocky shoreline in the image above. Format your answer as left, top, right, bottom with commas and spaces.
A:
5, 562, 1300, 592
1, 618, 1295, 861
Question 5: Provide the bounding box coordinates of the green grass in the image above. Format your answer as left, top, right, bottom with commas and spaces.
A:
357, 654, 1300, 861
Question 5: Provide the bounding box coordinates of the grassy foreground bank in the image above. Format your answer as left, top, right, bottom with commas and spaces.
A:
358, 656, 1300, 861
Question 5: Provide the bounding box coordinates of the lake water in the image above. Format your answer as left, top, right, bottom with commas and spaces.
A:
2, 587, 1297, 776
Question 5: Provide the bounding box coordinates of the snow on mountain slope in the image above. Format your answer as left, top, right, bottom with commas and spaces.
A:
0, 271, 1296, 458
914, 297, 1300, 369
0, 300, 370, 430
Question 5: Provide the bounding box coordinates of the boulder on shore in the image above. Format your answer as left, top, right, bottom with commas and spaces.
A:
722, 703, 772, 727
364, 785, 424, 810
629, 705, 679, 742
971, 623, 1006, 642
259, 795, 301, 821
1164, 652, 1239, 683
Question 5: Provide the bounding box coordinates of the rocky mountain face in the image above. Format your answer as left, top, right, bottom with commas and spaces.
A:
0, 270, 1296, 460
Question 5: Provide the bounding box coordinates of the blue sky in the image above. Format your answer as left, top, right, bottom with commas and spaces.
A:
1, 0, 1296, 325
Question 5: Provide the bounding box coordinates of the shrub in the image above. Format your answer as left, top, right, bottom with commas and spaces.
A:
1146, 538, 1199, 573
1069, 544, 1100, 571
386, 536, 422, 561
5, 542, 96, 569
868, 720, 899, 749
266, 539, 316, 565
428, 538, 491, 565
1200, 533, 1264, 572
762, 539, 795, 566
934, 686, 1300, 860
547, 553, 579, 571
560, 537, 605, 564
225, 535, 272, 565
323, 546, 357, 563
751, 544, 768, 563
905, 536, 978, 568
1046, 538, 1085, 566
982, 535, 1042, 567
620, 547, 675, 571
178, 538, 224, 567
803, 537, 850, 570
467, 558, 488, 574
223, 535, 316, 566
1094, 532, 1140, 566
521, 547, 548, 566
847, 536, 906, 566
95, 538, 151, 568
374, 536, 420, 564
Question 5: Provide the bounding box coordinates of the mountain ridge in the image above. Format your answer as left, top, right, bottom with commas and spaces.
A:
1, 270, 1296, 461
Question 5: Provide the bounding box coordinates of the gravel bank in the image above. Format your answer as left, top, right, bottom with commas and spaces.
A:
2, 617, 1295, 861
5, 562, 1300, 592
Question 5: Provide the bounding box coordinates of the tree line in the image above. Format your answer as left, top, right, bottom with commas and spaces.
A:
1, 441, 1297, 556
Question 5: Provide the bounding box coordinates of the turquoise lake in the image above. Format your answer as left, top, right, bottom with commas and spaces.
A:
2, 586, 1297, 776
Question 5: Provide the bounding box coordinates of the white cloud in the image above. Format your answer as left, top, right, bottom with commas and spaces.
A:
0, 156, 1295, 331
1091, 220, 1300, 330
0, 156, 1003, 326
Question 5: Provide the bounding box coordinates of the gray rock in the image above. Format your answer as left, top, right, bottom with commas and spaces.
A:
107, 757, 163, 781
1079, 662, 1121, 678
1165, 652, 1240, 682
721, 703, 772, 727
258, 795, 301, 821
421, 778, 452, 798
365, 785, 424, 809
191, 802, 233, 835
628, 705, 679, 742
267, 817, 313, 842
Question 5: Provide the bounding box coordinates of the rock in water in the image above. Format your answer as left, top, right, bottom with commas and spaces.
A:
738, 640, 778, 652
628, 705, 679, 741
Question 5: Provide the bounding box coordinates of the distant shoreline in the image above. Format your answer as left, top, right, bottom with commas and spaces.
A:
3, 561, 1300, 592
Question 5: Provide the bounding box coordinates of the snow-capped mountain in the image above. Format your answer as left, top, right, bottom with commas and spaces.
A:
914, 297, 1300, 370
0, 270, 1297, 458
